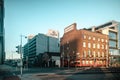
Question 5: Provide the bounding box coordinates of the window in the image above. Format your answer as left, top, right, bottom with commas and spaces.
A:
101, 39, 104, 42
106, 40, 108, 43
83, 51, 86, 58
98, 52, 100, 57
76, 53, 80, 58
106, 45, 108, 49
93, 37, 95, 40
93, 51, 96, 58
109, 40, 117, 48
97, 44, 100, 49
102, 52, 104, 57
82, 61, 85, 64
102, 45, 104, 49
88, 36, 91, 40
93, 43, 96, 48
98, 38, 100, 41
84, 35, 86, 39
88, 50, 91, 57
109, 31, 117, 40
83, 42, 86, 47
90, 61, 93, 65
88, 43, 91, 48
86, 61, 88, 64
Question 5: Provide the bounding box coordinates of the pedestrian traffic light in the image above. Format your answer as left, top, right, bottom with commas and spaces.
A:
16, 45, 20, 53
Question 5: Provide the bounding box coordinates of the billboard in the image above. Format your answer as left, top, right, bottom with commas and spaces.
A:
64, 23, 76, 33
47, 29, 59, 38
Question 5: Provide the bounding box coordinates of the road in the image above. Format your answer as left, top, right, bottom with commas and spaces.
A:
16, 67, 120, 80
1, 65, 120, 80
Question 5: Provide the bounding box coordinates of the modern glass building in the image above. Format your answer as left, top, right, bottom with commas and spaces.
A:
88, 20, 120, 66
0, 0, 4, 64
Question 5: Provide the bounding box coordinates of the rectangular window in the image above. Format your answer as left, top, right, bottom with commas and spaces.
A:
83, 42, 86, 47
86, 61, 88, 64
98, 52, 100, 57
82, 61, 85, 64
109, 31, 117, 40
93, 51, 96, 58
84, 35, 86, 39
98, 38, 100, 41
109, 40, 117, 48
101, 39, 104, 42
93, 37, 95, 40
118, 25, 120, 48
88, 43, 91, 48
88, 50, 91, 57
83, 51, 86, 57
88, 36, 91, 40
106, 45, 108, 49
97, 44, 100, 49
102, 52, 104, 57
93, 43, 95, 48
106, 40, 108, 43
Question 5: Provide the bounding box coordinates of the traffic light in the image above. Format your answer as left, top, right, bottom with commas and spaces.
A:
16, 45, 20, 53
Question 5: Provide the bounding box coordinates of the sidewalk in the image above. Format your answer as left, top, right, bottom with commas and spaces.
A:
0, 65, 20, 80
18, 73, 42, 80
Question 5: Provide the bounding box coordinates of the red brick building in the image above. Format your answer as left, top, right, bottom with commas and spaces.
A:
60, 23, 109, 67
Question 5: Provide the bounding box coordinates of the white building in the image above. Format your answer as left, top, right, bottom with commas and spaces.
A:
23, 32, 60, 67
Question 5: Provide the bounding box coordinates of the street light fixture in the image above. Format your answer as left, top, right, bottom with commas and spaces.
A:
20, 35, 27, 78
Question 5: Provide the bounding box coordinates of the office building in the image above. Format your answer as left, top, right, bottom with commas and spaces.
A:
0, 0, 4, 64
88, 20, 120, 66
23, 33, 60, 67
60, 23, 109, 67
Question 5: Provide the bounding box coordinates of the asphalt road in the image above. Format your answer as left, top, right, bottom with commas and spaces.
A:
1, 65, 120, 80
16, 67, 120, 80
35, 73, 120, 80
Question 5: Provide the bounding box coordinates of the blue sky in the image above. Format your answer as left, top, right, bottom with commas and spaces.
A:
4, 0, 120, 59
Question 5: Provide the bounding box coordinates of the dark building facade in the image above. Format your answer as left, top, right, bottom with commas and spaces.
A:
0, 0, 4, 64
60, 23, 109, 67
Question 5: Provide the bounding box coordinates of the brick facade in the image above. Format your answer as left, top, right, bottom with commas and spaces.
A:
60, 23, 109, 67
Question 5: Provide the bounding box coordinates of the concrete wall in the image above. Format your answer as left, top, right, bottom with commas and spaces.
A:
49, 37, 60, 53
36, 34, 47, 55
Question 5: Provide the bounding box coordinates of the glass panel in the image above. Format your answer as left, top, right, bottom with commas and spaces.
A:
109, 40, 116, 48
109, 31, 117, 40
118, 23, 120, 48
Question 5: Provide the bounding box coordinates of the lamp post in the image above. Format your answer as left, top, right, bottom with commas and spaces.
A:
20, 35, 27, 78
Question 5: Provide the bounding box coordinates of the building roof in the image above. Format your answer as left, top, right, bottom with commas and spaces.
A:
87, 20, 119, 30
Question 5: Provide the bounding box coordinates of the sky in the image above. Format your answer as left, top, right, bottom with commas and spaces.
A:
4, 0, 120, 59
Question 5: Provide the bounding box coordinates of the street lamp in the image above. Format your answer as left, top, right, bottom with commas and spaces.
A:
20, 35, 27, 78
